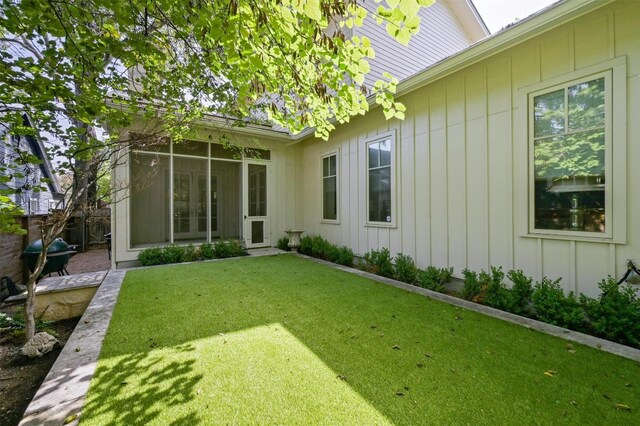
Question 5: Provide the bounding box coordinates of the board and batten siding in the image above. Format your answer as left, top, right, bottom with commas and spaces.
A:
357, 0, 477, 88
300, 1, 639, 297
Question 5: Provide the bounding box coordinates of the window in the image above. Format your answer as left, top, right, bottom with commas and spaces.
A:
322, 153, 338, 221
367, 133, 395, 225
529, 71, 611, 236
29, 198, 39, 214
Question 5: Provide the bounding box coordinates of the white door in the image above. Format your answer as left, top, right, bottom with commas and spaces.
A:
243, 162, 270, 248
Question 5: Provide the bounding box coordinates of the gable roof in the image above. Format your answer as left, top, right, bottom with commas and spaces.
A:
0, 111, 63, 196
445, 0, 490, 39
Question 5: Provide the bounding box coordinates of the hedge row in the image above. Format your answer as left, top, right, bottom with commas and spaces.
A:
138, 240, 247, 266
461, 266, 640, 348
283, 236, 453, 293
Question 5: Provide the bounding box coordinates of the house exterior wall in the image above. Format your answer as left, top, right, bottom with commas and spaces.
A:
111, 127, 301, 267
357, 0, 481, 88
0, 132, 62, 215
299, 1, 639, 297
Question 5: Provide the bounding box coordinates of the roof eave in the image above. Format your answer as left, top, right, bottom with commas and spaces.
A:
397, 0, 613, 98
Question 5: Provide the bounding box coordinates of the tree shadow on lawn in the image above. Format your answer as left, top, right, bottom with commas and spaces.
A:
82, 343, 203, 425
82, 255, 640, 425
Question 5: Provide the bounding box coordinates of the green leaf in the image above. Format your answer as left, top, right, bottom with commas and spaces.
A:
303, 0, 322, 21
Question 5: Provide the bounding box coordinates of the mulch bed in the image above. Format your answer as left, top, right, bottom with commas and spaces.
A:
0, 305, 79, 426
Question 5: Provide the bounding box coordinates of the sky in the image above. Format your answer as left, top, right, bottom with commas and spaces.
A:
471, 0, 560, 34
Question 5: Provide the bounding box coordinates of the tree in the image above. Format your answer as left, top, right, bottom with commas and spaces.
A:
0, 0, 433, 341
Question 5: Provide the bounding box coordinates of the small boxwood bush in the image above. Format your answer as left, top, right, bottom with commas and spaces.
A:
581, 278, 640, 347
363, 248, 394, 278
200, 243, 215, 260
162, 244, 185, 264
417, 266, 453, 293
507, 269, 534, 316
299, 235, 314, 256
532, 277, 587, 331
181, 244, 200, 263
461, 269, 482, 302
276, 237, 291, 251
394, 253, 419, 284
214, 240, 247, 258
137, 247, 165, 266
334, 246, 354, 267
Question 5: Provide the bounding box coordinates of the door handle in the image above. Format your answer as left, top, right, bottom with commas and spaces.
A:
244, 215, 247, 219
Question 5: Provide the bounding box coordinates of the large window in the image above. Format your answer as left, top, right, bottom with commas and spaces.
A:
322, 153, 338, 221
367, 133, 394, 225
530, 72, 610, 235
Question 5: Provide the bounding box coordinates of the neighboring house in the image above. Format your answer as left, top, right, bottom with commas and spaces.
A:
0, 113, 65, 215
112, 0, 638, 297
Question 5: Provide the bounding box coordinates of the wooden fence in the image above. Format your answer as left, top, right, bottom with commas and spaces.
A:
0, 215, 46, 286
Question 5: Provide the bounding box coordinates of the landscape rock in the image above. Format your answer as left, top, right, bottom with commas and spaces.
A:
21, 332, 60, 358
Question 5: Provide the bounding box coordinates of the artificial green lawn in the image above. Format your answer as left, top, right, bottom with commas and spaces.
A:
81, 255, 640, 425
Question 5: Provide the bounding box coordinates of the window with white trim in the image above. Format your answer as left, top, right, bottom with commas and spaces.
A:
529, 71, 610, 235
367, 134, 394, 225
322, 153, 338, 221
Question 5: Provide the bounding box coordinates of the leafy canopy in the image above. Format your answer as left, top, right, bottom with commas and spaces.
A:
0, 0, 433, 233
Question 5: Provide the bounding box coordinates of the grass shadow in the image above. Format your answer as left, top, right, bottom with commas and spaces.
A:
81, 344, 203, 424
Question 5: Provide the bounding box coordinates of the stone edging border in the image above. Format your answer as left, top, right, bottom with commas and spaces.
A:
293, 253, 640, 362
19, 270, 125, 426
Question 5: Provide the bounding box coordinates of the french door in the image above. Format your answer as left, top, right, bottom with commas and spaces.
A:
172, 171, 207, 241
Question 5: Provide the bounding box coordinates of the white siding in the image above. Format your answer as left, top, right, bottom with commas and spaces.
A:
300, 1, 639, 297
356, 0, 476, 88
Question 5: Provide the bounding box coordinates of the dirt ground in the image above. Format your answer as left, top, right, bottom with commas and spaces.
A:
0, 248, 111, 426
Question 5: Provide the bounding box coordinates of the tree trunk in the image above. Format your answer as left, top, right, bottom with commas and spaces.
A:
23, 243, 50, 341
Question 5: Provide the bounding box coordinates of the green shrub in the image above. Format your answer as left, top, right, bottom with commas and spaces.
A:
227, 240, 247, 257
299, 236, 313, 255
214, 240, 247, 258
461, 269, 482, 301
0, 312, 20, 329
581, 278, 640, 348
214, 240, 233, 258
417, 266, 453, 293
200, 243, 215, 260
532, 277, 587, 331
363, 248, 394, 278
335, 246, 354, 267
162, 244, 185, 264
324, 241, 340, 262
310, 235, 331, 260
296, 235, 352, 266
180, 244, 201, 262
461, 267, 512, 310
276, 237, 291, 251
482, 267, 512, 311
138, 247, 165, 266
507, 270, 534, 316
0, 310, 50, 331
394, 253, 418, 284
